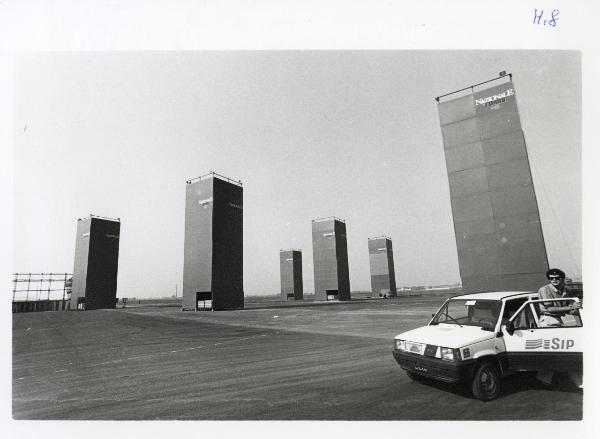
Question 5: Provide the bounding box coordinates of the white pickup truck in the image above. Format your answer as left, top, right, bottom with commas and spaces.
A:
392, 291, 583, 401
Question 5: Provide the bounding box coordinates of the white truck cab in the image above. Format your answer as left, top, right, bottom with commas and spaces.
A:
392, 291, 583, 401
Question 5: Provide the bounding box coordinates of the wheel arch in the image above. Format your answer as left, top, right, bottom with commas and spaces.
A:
474, 354, 504, 377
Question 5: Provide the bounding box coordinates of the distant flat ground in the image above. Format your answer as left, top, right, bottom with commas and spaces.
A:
12, 294, 582, 420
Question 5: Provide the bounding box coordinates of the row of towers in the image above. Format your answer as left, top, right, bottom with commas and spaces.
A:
67, 175, 398, 312
181, 174, 398, 310
68, 73, 547, 311
280, 234, 397, 301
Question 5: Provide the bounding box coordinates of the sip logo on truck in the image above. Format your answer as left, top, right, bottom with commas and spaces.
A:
392, 291, 583, 401
525, 338, 575, 350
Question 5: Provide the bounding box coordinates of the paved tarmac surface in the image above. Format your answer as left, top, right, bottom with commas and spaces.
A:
12, 295, 582, 420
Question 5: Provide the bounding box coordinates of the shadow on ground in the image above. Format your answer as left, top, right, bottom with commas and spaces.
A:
408, 371, 582, 401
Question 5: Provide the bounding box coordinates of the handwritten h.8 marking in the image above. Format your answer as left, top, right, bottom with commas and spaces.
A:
533, 9, 559, 27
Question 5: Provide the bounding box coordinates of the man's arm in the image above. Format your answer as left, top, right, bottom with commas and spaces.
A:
541, 295, 581, 314
542, 303, 580, 313
538, 286, 580, 314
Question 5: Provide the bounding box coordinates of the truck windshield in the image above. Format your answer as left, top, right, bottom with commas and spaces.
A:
431, 299, 502, 330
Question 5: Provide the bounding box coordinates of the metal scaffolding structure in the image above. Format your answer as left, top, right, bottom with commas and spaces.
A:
12, 272, 72, 303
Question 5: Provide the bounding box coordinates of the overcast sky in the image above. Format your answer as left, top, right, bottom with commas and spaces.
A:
12, 50, 581, 297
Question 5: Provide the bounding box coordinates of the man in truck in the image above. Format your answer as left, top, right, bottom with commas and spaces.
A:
538, 268, 581, 327
537, 268, 583, 387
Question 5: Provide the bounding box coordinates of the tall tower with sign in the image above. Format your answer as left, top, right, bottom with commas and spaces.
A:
70, 215, 121, 310
182, 172, 244, 310
436, 73, 548, 293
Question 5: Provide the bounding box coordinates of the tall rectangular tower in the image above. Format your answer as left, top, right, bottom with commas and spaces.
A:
368, 236, 397, 297
70, 215, 121, 310
437, 75, 548, 293
183, 172, 244, 310
280, 249, 303, 300
311, 217, 351, 301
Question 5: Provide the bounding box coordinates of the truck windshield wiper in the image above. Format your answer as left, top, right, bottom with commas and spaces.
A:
443, 315, 463, 327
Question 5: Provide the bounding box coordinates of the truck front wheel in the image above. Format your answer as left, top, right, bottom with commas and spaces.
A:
471, 361, 500, 401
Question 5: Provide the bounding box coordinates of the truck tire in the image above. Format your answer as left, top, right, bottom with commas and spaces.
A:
471, 361, 500, 401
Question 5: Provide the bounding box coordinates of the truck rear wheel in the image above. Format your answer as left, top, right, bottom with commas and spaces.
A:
471, 361, 500, 401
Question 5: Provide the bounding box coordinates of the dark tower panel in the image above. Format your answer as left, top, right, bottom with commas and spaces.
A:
334, 220, 351, 300
368, 236, 397, 297
183, 173, 243, 311
312, 217, 351, 301
212, 177, 244, 310
70, 215, 120, 310
280, 249, 303, 300
437, 77, 548, 293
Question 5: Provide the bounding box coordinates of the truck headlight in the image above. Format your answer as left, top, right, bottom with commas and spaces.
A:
440, 347, 454, 360
405, 341, 425, 355
395, 339, 406, 351
437, 347, 461, 361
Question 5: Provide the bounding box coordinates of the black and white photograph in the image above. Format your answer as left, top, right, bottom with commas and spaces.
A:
2, 1, 599, 437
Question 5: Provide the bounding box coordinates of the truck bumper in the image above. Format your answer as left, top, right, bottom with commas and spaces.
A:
393, 349, 477, 383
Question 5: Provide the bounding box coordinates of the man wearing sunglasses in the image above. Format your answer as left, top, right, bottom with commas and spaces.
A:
538, 268, 581, 327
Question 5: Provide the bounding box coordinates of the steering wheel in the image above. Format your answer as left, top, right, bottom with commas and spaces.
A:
478, 318, 494, 327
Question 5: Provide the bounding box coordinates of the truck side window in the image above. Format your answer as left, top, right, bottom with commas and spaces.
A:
559, 310, 582, 327
537, 299, 583, 328
502, 298, 528, 326
513, 305, 537, 330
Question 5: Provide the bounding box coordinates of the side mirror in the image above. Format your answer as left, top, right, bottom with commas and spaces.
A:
506, 321, 515, 336
431, 313, 435, 318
